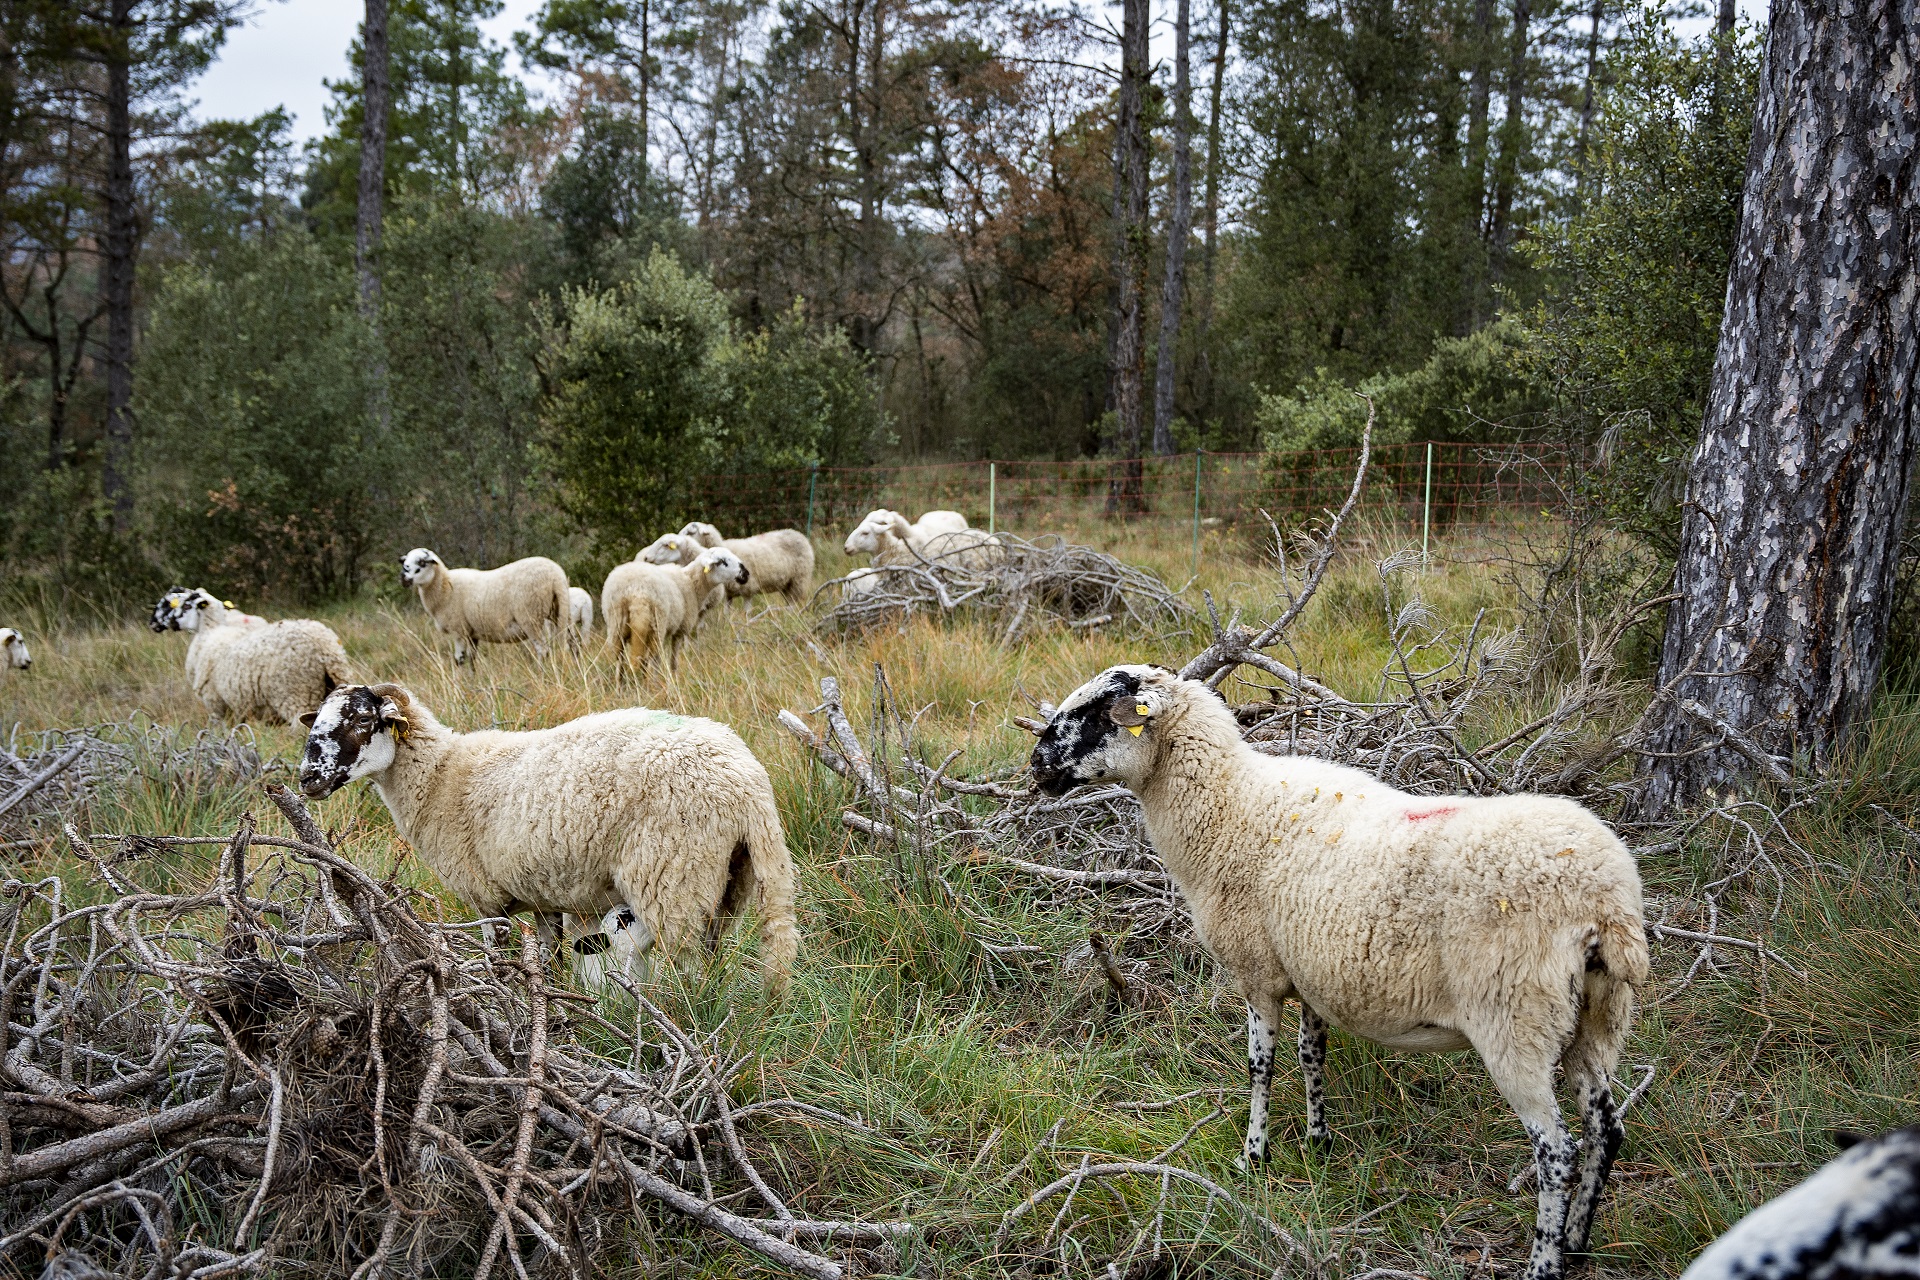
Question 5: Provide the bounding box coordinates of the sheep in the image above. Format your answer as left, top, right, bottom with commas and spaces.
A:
399, 548, 569, 664
570, 903, 654, 992
1028, 663, 1649, 1280
641, 522, 816, 606
296, 682, 799, 991
601, 547, 749, 674
568, 586, 594, 637
148, 589, 353, 727
0, 627, 30, 673
843, 508, 1001, 574
148, 589, 267, 633
1678, 1124, 1920, 1279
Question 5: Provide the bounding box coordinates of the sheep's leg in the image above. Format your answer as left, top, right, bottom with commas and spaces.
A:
1562, 1072, 1623, 1255
1297, 1002, 1332, 1149
1240, 996, 1282, 1167
1520, 1109, 1578, 1280
534, 912, 565, 961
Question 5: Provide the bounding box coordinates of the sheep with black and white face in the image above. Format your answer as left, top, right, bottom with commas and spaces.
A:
149, 588, 352, 726
1032, 662, 1649, 1280
0, 627, 30, 673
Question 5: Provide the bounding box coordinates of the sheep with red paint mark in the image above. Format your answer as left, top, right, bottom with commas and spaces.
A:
1029, 663, 1649, 1280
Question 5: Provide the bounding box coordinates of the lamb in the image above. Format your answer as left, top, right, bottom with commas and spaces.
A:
148, 589, 353, 727
296, 682, 799, 991
399, 548, 570, 664
601, 547, 749, 674
641, 522, 816, 605
1678, 1125, 1920, 1279
843, 508, 1001, 574
1029, 664, 1649, 1280
568, 586, 594, 637
0, 628, 30, 673
570, 903, 653, 992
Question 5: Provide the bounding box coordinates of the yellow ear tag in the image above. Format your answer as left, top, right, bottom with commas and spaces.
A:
224, 600, 235, 608
1127, 724, 1143, 736
703, 564, 712, 575
1134, 703, 1150, 717
389, 715, 411, 742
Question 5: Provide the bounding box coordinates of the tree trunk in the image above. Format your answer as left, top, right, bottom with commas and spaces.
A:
356, 0, 389, 320
1460, 0, 1495, 326
1637, 0, 1920, 819
1486, 0, 1530, 278
99, 0, 136, 534
1715, 0, 1737, 92
1107, 0, 1150, 512
1151, 0, 1194, 456
1192, 0, 1230, 424
1572, 0, 1604, 196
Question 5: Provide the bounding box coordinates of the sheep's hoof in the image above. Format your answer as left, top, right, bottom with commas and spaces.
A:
1235, 1148, 1268, 1172
1304, 1131, 1334, 1155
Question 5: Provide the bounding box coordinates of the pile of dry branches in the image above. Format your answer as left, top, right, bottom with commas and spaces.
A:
817, 533, 1189, 641
1, 784, 907, 1280
2, 721, 269, 842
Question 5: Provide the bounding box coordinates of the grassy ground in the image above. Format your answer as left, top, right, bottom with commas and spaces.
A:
2, 519, 1916, 1278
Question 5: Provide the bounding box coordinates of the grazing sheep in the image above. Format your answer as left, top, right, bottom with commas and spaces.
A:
642, 523, 816, 606
844, 508, 1001, 574
570, 903, 654, 992
399, 548, 569, 664
602, 547, 748, 674
148, 589, 267, 633
149, 589, 353, 727
297, 682, 799, 991
1029, 664, 1649, 1280
0, 627, 30, 673
1679, 1125, 1920, 1280
568, 586, 594, 637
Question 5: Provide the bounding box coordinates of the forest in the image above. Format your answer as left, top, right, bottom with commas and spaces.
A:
0, 0, 1757, 601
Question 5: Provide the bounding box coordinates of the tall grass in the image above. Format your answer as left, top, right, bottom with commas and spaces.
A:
2, 521, 1912, 1277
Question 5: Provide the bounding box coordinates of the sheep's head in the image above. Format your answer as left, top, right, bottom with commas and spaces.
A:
149, 588, 191, 633
1029, 664, 1178, 795
299, 683, 414, 798
678, 522, 725, 548
0, 628, 29, 671
845, 509, 900, 556
571, 903, 656, 989
639, 533, 692, 565
693, 548, 750, 587
399, 548, 443, 587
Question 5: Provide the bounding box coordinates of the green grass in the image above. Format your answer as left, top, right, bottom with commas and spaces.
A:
2, 521, 1915, 1277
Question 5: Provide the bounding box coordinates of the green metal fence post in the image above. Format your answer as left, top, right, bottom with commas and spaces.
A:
1421, 441, 1434, 569
806, 462, 819, 538
1192, 449, 1204, 579
989, 461, 996, 535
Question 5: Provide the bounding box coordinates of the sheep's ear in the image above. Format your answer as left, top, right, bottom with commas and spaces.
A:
299, 711, 319, 728
1109, 697, 1152, 730
1832, 1129, 1870, 1152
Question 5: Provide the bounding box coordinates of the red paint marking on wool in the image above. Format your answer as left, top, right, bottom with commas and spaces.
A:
1405, 806, 1456, 823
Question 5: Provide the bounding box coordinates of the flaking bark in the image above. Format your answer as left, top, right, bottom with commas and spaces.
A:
1639, 0, 1920, 817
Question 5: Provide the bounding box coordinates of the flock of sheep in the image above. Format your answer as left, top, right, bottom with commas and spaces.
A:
1, 508, 1914, 1279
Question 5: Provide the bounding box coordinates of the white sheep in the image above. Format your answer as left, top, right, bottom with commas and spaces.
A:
843, 508, 1001, 574
0, 628, 31, 673
1029, 664, 1649, 1280
641, 522, 816, 606
399, 548, 569, 664
296, 682, 799, 991
1678, 1124, 1920, 1279
568, 586, 594, 637
601, 547, 748, 674
148, 589, 353, 727
569, 902, 654, 992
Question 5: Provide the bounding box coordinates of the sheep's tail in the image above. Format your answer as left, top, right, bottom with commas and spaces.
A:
1564, 905, 1648, 1084
741, 787, 800, 993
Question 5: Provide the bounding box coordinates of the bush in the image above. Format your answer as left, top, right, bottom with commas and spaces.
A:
713, 300, 888, 471
1515, 6, 1758, 553
533, 249, 730, 564
136, 232, 392, 599
1256, 319, 1544, 452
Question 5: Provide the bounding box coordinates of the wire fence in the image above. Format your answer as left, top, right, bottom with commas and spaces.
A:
682, 441, 1576, 553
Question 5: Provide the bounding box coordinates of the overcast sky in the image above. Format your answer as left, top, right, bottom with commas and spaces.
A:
190, 0, 550, 144
193, 0, 1771, 147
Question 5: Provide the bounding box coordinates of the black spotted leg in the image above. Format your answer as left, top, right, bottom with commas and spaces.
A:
1242, 996, 1281, 1166
1298, 1002, 1332, 1148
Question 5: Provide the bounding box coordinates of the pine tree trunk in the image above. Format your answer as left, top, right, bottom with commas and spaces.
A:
1107, 0, 1150, 512
356, 0, 389, 320
1151, 0, 1194, 457
1192, 0, 1230, 423
1486, 0, 1530, 278
1572, 0, 1604, 195
98, 0, 136, 533
1637, 0, 1920, 819
1461, 0, 1495, 326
